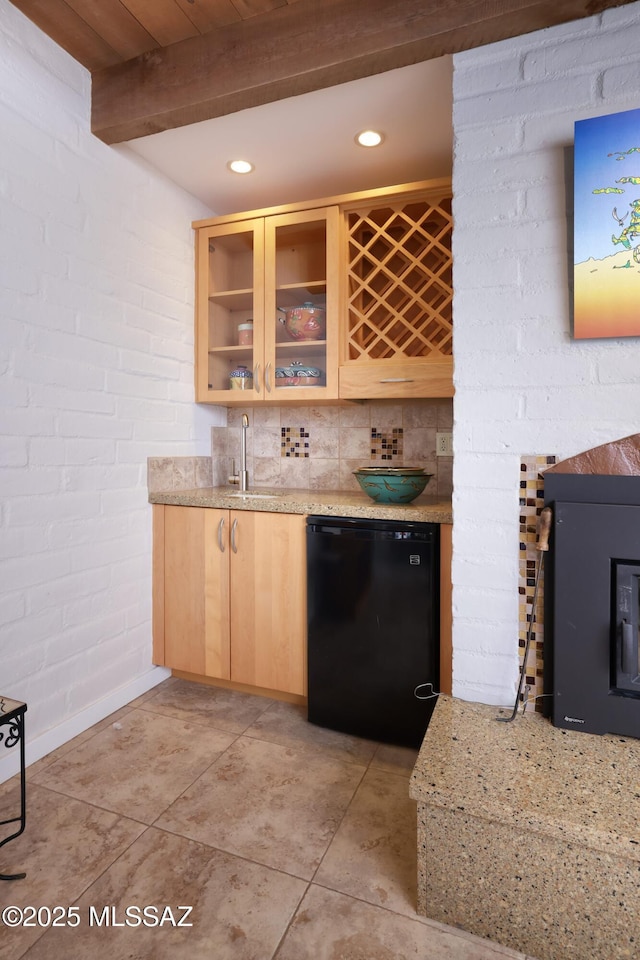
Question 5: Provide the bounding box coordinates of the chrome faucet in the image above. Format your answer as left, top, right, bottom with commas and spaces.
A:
229, 413, 249, 491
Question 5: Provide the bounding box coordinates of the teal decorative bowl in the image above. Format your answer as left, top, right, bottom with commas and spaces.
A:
353, 467, 433, 504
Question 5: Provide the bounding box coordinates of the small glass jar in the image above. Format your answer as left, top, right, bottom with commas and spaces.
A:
229, 364, 253, 390
238, 321, 253, 346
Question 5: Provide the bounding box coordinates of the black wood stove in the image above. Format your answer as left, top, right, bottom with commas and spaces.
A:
544, 473, 640, 739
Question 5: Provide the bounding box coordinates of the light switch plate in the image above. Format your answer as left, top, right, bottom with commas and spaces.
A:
436, 432, 453, 457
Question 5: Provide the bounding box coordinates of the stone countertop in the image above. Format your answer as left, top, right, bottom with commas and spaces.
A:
410, 695, 640, 861
148, 486, 453, 524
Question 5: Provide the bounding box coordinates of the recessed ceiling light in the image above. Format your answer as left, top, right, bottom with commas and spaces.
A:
356, 130, 384, 147
227, 159, 255, 174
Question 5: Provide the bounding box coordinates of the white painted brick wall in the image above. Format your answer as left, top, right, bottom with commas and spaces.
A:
0, 0, 225, 772
452, 3, 640, 705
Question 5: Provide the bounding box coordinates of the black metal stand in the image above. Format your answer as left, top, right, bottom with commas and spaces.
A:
0, 698, 27, 881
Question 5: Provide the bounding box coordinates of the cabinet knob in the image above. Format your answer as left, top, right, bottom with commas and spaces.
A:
254, 363, 261, 394
265, 362, 272, 393
217, 517, 225, 553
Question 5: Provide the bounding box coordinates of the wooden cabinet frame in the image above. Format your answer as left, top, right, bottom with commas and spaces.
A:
153, 505, 307, 697
193, 178, 453, 405
195, 207, 340, 404
339, 183, 453, 400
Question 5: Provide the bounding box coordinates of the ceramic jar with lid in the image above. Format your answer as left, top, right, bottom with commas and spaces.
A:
238, 321, 253, 345
275, 361, 323, 386
229, 364, 253, 390
277, 302, 326, 341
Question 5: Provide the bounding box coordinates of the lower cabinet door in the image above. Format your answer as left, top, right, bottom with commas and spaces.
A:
163, 505, 231, 679
229, 510, 307, 696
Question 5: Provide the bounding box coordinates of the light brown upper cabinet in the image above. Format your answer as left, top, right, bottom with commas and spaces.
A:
193, 180, 452, 404
195, 207, 340, 403
339, 181, 453, 400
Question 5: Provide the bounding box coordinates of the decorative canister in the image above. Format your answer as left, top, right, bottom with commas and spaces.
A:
238, 321, 253, 346
277, 302, 326, 341
275, 361, 323, 386
229, 364, 253, 390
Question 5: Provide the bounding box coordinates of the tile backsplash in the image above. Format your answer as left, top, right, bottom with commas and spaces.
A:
147, 400, 453, 497
212, 399, 453, 498
518, 454, 557, 714
147, 455, 212, 493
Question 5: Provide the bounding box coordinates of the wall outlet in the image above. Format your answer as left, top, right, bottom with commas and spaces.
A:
436, 432, 453, 457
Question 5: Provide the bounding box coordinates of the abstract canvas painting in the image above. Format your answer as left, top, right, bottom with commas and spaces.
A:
574, 107, 640, 339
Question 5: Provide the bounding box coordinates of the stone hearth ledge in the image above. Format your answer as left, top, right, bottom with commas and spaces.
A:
409, 696, 640, 960
148, 486, 453, 524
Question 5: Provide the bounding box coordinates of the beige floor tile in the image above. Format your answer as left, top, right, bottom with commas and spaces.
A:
245, 699, 379, 765
30, 709, 235, 824
20, 826, 307, 960
138, 678, 274, 735
125, 677, 174, 709
1, 686, 540, 960
314, 766, 418, 915
26, 706, 134, 779
275, 885, 530, 960
0, 783, 144, 960
157, 735, 365, 879
370, 741, 419, 777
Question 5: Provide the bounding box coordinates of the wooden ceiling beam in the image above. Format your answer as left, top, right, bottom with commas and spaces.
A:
11, 0, 126, 70
91, 0, 635, 144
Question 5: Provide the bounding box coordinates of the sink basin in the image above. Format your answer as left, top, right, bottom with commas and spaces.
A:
228, 492, 280, 500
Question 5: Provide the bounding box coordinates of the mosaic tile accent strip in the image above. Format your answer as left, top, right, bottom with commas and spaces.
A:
371, 427, 403, 461
281, 426, 309, 458
519, 455, 557, 713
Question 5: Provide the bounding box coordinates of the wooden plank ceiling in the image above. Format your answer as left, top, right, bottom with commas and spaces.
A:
9, 0, 636, 144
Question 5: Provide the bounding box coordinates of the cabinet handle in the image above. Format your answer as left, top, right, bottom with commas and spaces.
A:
379, 377, 414, 383
217, 517, 225, 553
621, 620, 637, 675
231, 517, 238, 554
254, 364, 261, 394
265, 361, 272, 393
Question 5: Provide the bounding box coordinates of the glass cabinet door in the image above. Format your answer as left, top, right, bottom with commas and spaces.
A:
195, 218, 264, 402
263, 207, 339, 401
195, 207, 339, 403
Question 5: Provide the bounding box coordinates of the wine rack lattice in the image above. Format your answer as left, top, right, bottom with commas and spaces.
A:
345, 196, 453, 362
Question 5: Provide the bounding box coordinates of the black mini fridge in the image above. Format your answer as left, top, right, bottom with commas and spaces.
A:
306, 515, 439, 748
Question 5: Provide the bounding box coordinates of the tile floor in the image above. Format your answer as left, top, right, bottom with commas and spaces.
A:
0, 679, 535, 959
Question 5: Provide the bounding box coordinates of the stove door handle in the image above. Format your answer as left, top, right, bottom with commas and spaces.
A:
620, 619, 637, 675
